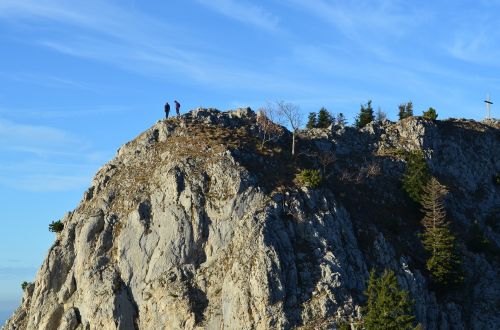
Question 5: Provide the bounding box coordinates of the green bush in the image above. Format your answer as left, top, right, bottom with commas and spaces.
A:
49, 220, 64, 233
296, 169, 322, 188
422, 107, 438, 120
21, 281, 31, 291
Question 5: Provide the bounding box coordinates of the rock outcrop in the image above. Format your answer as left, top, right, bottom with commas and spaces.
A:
4, 109, 500, 329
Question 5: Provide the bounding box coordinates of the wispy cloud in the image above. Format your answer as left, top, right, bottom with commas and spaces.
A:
0, 119, 88, 157
288, 0, 423, 37
195, 0, 280, 31
0, 105, 132, 120
0, 0, 296, 92
0, 118, 103, 191
0, 71, 93, 90
285, 0, 428, 61
445, 25, 500, 66
36, 36, 316, 94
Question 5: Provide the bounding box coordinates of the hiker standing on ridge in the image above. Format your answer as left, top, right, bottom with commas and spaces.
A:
164, 102, 170, 119
175, 100, 181, 116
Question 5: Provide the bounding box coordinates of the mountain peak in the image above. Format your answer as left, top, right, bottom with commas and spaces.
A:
5, 108, 500, 330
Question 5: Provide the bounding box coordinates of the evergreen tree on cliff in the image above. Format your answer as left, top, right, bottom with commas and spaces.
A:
306, 112, 317, 129
398, 101, 414, 120
336, 112, 347, 126
420, 177, 462, 286
355, 100, 374, 128
363, 269, 416, 330
317, 107, 333, 128
402, 151, 430, 203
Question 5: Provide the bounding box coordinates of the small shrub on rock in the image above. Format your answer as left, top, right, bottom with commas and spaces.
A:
21, 281, 31, 291
49, 220, 64, 233
296, 169, 322, 188
423, 107, 438, 120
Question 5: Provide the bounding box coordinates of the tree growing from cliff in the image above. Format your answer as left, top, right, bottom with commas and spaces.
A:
355, 100, 374, 128
306, 112, 317, 129
318, 149, 336, 178
21, 281, 31, 291
256, 105, 285, 148
49, 220, 64, 233
363, 269, 415, 330
402, 150, 430, 203
336, 113, 347, 126
398, 102, 414, 120
375, 107, 387, 122
277, 101, 302, 156
317, 107, 334, 128
423, 107, 438, 120
420, 177, 462, 286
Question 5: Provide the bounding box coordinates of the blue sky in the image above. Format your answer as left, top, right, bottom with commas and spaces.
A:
1, 0, 499, 322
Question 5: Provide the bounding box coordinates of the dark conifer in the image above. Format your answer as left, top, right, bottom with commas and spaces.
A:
306, 112, 317, 129
420, 177, 462, 286
317, 107, 333, 128
364, 269, 415, 330
355, 100, 374, 128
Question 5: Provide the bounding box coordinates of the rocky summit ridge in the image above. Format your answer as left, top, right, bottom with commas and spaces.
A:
4, 108, 500, 329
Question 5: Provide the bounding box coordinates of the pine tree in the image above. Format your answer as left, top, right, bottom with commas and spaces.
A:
317, 107, 333, 128
355, 100, 374, 128
364, 269, 415, 330
398, 104, 406, 120
406, 101, 414, 117
306, 112, 317, 129
398, 101, 414, 120
336, 113, 347, 126
49, 220, 64, 233
402, 151, 430, 203
420, 177, 462, 286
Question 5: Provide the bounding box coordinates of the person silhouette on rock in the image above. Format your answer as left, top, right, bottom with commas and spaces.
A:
164, 102, 170, 119
175, 100, 180, 116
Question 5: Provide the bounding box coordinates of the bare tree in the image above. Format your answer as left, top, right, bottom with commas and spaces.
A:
376, 107, 387, 122
277, 101, 302, 155
256, 104, 284, 148
318, 150, 336, 178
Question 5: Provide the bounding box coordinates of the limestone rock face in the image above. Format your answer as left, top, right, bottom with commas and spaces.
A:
4, 109, 500, 329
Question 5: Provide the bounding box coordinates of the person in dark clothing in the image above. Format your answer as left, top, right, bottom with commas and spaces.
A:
175, 100, 180, 116
164, 102, 170, 119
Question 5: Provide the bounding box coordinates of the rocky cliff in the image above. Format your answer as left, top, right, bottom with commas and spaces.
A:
4, 108, 500, 329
